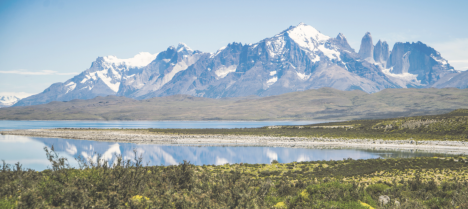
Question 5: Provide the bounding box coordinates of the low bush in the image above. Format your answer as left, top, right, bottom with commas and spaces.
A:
1, 147, 468, 208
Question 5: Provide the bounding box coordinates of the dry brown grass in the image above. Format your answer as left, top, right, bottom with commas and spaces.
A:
1, 87, 468, 121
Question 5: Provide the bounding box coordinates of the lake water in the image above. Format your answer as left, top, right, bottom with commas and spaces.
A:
0, 135, 447, 171
0, 120, 455, 171
0, 120, 326, 131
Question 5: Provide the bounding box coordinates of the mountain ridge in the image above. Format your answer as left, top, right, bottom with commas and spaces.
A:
13, 23, 465, 107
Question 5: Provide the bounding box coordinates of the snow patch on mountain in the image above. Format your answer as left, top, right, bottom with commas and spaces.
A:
94, 70, 120, 92
65, 82, 77, 94
318, 45, 341, 61
266, 76, 278, 87
382, 67, 422, 88
296, 72, 311, 80
266, 36, 287, 58
80, 75, 90, 83
159, 58, 195, 87
215, 65, 237, 79
430, 54, 449, 66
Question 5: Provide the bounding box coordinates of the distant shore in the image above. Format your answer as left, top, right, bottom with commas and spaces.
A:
3, 129, 468, 154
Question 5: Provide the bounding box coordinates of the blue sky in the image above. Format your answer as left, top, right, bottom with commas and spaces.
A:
1, 0, 467, 95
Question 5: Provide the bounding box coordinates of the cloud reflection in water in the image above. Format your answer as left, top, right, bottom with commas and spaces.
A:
0, 135, 448, 171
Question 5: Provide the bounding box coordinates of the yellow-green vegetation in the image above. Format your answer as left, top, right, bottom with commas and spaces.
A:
360, 201, 375, 209
1, 147, 468, 208
147, 109, 468, 141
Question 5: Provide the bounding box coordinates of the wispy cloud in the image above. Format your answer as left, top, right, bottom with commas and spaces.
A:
0, 70, 79, 75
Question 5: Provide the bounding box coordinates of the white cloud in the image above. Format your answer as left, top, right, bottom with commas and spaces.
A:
0, 92, 35, 99
431, 39, 468, 71
0, 69, 79, 75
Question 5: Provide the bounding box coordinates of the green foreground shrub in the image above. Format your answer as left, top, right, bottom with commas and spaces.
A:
1, 147, 468, 208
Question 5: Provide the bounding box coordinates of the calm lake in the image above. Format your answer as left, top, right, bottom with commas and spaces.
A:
0, 135, 448, 171
0, 120, 326, 130
0, 120, 453, 171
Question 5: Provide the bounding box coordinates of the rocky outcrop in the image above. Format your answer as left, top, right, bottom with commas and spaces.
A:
373, 40, 390, 65
358, 32, 374, 62
379, 195, 390, 206
333, 33, 354, 52
387, 42, 456, 84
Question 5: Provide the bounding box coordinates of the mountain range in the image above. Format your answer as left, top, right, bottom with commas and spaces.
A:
11, 23, 466, 107
0, 93, 32, 108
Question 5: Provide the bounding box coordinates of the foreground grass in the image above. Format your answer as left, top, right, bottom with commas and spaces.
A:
1, 147, 468, 208
145, 109, 468, 141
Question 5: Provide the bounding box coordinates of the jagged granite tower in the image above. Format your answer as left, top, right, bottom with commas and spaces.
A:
358, 32, 375, 63
373, 40, 390, 66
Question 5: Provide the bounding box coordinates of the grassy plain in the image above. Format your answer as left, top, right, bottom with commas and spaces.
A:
1, 87, 468, 121
1, 147, 468, 208
144, 109, 468, 141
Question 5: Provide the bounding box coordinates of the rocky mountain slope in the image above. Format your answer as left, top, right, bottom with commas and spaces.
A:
13, 23, 463, 107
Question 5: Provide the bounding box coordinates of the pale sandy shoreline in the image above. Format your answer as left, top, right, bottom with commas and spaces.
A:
2, 129, 468, 155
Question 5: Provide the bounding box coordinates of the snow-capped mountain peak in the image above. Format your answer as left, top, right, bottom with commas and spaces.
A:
286, 23, 331, 50
0, 92, 33, 107
176, 42, 193, 53
262, 23, 340, 63
102, 52, 158, 68
0, 96, 19, 107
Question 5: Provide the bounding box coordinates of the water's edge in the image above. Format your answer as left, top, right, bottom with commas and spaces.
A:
3, 129, 468, 155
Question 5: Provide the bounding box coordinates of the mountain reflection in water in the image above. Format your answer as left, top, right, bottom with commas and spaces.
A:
0, 135, 448, 171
